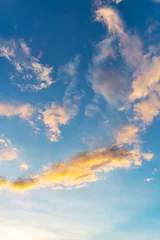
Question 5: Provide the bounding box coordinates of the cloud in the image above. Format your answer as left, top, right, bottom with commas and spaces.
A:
93, 37, 115, 64
38, 57, 81, 142
114, 0, 123, 3
91, 7, 142, 106
85, 103, 100, 117
133, 93, 160, 125
153, 0, 160, 3
116, 125, 139, 146
0, 145, 153, 191
60, 56, 80, 102
19, 162, 29, 171
94, 6, 160, 129
0, 137, 18, 161
95, 7, 124, 35
0, 38, 54, 91
39, 103, 78, 142
90, 69, 128, 105
0, 103, 34, 120
129, 55, 160, 102
95, 7, 143, 69
145, 178, 153, 182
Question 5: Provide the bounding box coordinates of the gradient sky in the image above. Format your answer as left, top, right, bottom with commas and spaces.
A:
0, 0, 160, 239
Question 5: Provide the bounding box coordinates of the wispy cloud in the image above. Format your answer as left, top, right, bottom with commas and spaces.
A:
0, 38, 54, 91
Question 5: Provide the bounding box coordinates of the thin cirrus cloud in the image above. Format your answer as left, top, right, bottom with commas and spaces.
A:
0, 144, 153, 191
0, 38, 54, 91
0, 136, 18, 161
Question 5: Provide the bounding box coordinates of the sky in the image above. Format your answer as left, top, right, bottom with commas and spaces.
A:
0, 0, 160, 239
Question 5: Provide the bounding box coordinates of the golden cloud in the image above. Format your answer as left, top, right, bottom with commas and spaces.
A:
0, 145, 153, 192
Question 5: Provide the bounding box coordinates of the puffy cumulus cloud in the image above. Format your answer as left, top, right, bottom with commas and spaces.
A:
0, 145, 153, 191
39, 103, 78, 142
133, 93, 160, 125
0, 103, 34, 120
0, 137, 18, 161
116, 125, 139, 146
0, 38, 54, 91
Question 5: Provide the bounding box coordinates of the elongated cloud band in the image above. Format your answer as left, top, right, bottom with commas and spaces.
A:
0, 145, 153, 191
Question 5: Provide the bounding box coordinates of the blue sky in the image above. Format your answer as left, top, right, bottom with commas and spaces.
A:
0, 0, 160, 239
